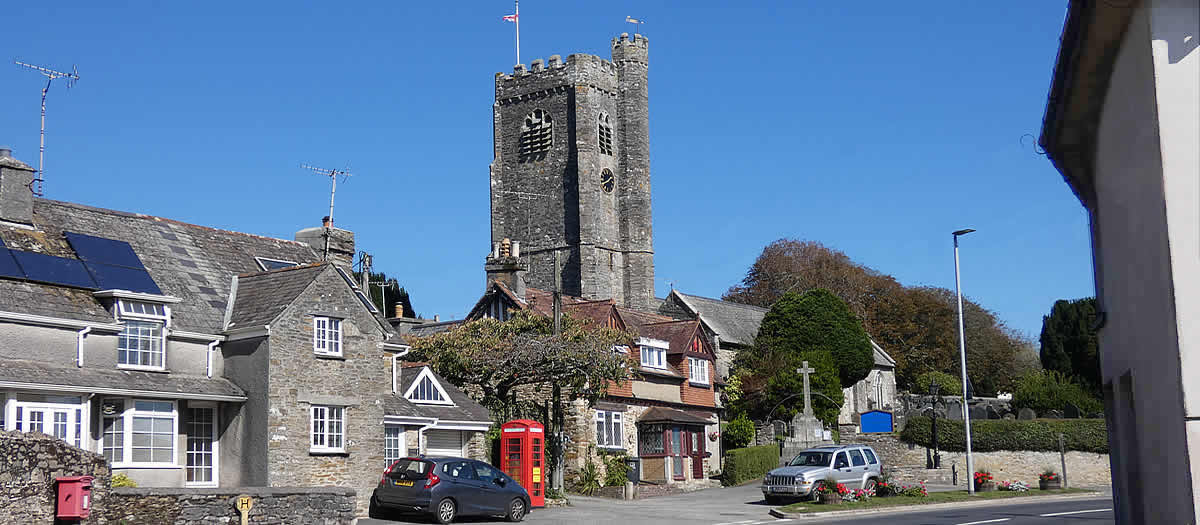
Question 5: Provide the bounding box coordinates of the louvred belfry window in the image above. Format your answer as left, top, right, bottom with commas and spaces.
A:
519, 109, 553, 162
598, 113, 614, 156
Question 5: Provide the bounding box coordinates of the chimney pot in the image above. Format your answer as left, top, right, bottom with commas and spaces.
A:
434, 314, 440, 322
512, 241, 521, 258
394, 303, 404, 318
322, 216, 332, 228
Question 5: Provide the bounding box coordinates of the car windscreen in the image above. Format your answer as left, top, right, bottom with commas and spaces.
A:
789, 452, 832, 467
389, 459, 432, 480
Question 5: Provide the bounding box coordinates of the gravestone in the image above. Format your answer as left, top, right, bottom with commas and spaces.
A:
1018, 407, 1037, 420
1064, 403, 1081, 419
986, 405, 1001, 420
774, 420, 788, 436
1045, 409, 1064, 419
969, 404, 988, 421
946, 400, 963, 420
1003, 413, 1016, 420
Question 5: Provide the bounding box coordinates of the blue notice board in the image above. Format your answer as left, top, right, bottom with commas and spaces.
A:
860, 410, 894, 433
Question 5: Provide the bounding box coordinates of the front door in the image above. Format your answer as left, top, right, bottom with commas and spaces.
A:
690, 429, 704, 479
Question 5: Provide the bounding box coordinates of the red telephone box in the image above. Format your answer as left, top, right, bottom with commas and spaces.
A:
500, 419, 545, 508
56, 475, 94, 520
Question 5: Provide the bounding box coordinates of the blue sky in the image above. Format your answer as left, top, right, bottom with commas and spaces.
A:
0, 2, 1092, 340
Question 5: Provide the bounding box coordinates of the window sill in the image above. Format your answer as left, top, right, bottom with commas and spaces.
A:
314, 353, 346, 361
117, 365, 169, 374
309, 449, 349, 457
688, 381, 710, 388
111, 463, 180, 470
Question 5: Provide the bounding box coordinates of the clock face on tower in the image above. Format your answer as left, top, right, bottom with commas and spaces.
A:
600, 168, 615, 193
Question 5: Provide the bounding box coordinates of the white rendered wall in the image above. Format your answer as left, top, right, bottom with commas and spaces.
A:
1092, 3, 1197, 522
1149, 0, 1200, 514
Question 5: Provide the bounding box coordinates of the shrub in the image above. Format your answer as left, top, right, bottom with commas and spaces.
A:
915, 371, 962, 397
573, 459, 601, 495
111, 473, 137, 488
602, 454, 630, 487
1012, 370, 1103, 415
722, 414, 755, 450
900, 416, 1108, 453
721, 444, 780, 487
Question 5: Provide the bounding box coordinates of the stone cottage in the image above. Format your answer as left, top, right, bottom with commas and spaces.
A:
0, 147, 490, 515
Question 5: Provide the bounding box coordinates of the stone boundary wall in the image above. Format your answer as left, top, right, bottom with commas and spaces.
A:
844, 431, 1111, 488
0, 430, 111, 524
96, 486, 357, 525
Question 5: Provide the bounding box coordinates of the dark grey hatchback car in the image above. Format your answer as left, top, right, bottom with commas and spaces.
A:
370, 456, 531, 524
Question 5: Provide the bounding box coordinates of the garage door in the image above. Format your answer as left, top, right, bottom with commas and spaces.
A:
425, 430, 464, 457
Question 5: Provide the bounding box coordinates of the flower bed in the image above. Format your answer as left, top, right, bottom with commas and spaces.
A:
998, 480, 1030, 492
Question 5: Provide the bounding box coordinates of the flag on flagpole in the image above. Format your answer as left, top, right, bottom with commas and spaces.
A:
503, 13, 518, 22
626, 16, 642, 24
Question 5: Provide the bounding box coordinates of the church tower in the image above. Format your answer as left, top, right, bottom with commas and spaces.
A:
489, 34, 655, 309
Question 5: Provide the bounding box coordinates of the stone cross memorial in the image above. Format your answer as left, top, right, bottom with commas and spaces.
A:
798, 361, 816, 418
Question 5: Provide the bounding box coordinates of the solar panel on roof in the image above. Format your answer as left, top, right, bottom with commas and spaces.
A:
11, 251, 98, 289
64, 232, 145, 269
0, 247, 23, 280
86, 262, 162, 295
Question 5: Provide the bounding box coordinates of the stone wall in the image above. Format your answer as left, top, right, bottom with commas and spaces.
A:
0, 430, 111, 524
844, 431, 1112, 488
96, 487, 356, 525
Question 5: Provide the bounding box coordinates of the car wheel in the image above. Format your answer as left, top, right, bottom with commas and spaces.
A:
765, 495, 784, 505
435, 498, 456, 524
505, 498, 526, 522
865, 478, 878, 491
368, 496, 385, 519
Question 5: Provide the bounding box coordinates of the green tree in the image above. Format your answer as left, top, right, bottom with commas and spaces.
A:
352, 270, 417, 318
1039, 298, 1100, 395
722, 239, 1036, 392
731, 290, 869, 426
407, 310, 633, 418
915, 371, 961, 397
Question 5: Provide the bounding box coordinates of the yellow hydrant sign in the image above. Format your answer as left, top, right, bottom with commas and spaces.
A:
236, 494, 253, 525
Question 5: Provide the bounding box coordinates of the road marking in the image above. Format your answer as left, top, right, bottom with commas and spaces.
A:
956, 519, 1010, 525
712, 520, 757, 525
1039, 508, 1113, 517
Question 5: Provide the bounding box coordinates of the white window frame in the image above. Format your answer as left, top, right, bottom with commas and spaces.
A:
6, 395, 89, 451
116, 300, 170, 371
688, 357, 710, 385
384, 424, 403, 466
310, 405, 346, 454
102, 398, 178, 468
595, 410, 623, 450
254, 256, 298, 271
403, 367, 455, 406
184, 403, 219, 487
638, 338, 669, 370
313, 316, 343, 357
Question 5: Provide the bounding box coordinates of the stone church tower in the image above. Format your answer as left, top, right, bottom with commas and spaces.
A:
489, 34, 655, 309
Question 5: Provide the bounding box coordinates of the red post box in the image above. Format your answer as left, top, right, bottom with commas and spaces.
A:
500, 419, 545, 508
56, 475, 94, 520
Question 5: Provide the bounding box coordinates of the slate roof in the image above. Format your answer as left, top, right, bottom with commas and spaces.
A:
0, 358, 246, 399
871, 340, 897, 368
640, 320, 704, 356
664, 291, 768, 347
226, 264, 328, 329
0, 199, 320, 333
405, 320, 465, 338
382, 366, 491, 422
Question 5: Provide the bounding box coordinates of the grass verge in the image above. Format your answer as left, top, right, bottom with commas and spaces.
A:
779, 488, 1093, 513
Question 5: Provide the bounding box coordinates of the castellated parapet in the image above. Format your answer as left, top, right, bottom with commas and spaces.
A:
489, 34, 655, 310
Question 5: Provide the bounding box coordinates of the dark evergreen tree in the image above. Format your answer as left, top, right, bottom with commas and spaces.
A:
1039, 298, 1099, 395
352, 270, 417, 318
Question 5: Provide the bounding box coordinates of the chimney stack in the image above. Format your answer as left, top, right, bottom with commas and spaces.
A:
0, 147, 36, 225
295, 217, 355, 269
485, 238, 528, 302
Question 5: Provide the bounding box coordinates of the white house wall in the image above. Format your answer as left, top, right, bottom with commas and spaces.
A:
1093, 2, 1197, 521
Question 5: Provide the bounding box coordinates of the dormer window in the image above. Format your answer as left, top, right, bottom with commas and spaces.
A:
404, 367, 454, 406
638, 337, 669, 370
116, 299, 170, 371
313, 316, 342, 357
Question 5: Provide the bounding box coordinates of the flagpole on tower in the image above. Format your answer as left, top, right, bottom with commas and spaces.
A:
515, 0, 521, 65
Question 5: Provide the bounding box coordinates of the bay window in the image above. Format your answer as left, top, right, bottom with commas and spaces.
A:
101, 398, 177, 466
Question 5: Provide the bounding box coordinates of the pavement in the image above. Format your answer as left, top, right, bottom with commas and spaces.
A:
357, 483, 1114, 525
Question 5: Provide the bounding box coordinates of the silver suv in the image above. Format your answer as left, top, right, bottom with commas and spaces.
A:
761, 444, 883, 504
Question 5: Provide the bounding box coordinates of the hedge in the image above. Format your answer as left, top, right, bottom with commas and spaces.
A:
900, 416, 1108, 454
722, 444, 780, 486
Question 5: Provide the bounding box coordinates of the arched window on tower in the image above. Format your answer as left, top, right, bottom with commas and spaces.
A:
519, 109, 553, 162
598, 113, 614, 156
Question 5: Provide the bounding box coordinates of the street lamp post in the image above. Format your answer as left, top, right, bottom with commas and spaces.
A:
952, 228, 976, 494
